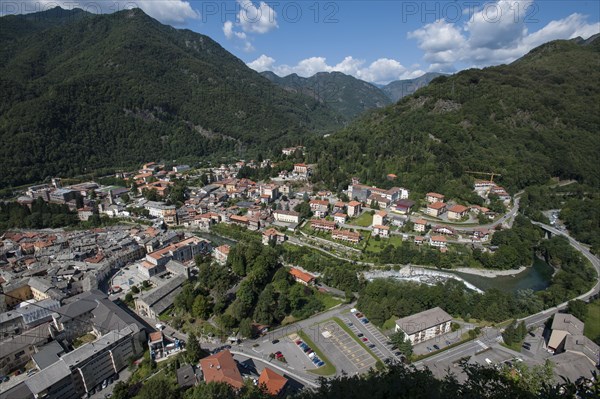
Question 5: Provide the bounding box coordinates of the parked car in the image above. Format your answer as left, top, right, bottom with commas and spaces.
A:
317, 361, 325, 367
295, 340, 302, 345
272, 339, 280, 344
433, 345, 440, 350
368, 344, 376, 348
357, 333, 364, 337
356, 313, 364, 318
427, 347, 432, 352
275, 351, 282, 356
0, 375, 9, 383
361, 318, 369, 324
361, 337, 368, 342
347, 322, 353, 326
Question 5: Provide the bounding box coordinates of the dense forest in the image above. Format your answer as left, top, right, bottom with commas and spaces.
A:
309, 37, 600, 197
0, 7, 342, 188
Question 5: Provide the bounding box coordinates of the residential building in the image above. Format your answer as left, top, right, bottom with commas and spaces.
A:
430, 235, 448, 249
332, 212, 347, 225
14, 325, 144, 399
273, 210, 300, 224
258, 368, 288, 396
373, 211, 387, 227
426, 192, 445, 204
395, 307, 452, 345
293, 163, 309, 176
213, 245, 231, 265
77, 207, 94, 221
262, 229, 286, 246
433, 226, 456, 236
177, 364, 198, 390
372, 225, 390, 238
144, 201, 178, 225
347, 201, 362, 217
414, 236, 425, 245
368, 193, 391, 209
447, 204, 469, 220
229, 214, 249, 227
282, 146, 305, 156
259, 184, 279, 201
331, 229, 360, 244
427, 202, 447, 217
393, 199, 415, 215
548, 314, 585, 352
199, 350, 244, 390
49, 188, 77, 204
289, 268, 315, 286
413, 219, 427, 232
310, 219, 336, 232
309, 200, 329, 218
0, 323, 51, 376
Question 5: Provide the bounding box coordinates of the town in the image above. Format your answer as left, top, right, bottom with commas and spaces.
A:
0, 147, 598, 399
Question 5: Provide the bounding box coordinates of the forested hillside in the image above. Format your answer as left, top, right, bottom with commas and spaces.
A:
381, 72, 446, 102
310, 37, 600, 197
261, 71, 392, 120
0, 7, 342, 187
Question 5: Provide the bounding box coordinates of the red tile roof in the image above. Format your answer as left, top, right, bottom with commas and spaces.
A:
200, 350, 244, 389
428, 202, 447, 210
448, 205, 469, 213
289, 267, 315, 284
258, 367, 288, 396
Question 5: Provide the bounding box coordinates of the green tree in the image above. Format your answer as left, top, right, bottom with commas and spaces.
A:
192, 295, 212, 320
135, 376, 178, 399
389, 331, 413, 357
567, 300, 588, 322
185, 332, 202, 364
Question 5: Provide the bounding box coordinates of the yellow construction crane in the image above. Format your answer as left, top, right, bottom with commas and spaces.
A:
465, 171, 502, 184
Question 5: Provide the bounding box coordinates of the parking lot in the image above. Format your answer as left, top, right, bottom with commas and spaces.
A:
412, 328, 466, 356
250, 334, 316, 372
342, 311, 401, 362
320, 321, 376, 374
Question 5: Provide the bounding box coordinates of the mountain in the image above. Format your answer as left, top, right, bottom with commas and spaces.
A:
381, 72, 447, 102
260, 71, 392, 120
0, 7, 343, 188
311, 37, 600, 197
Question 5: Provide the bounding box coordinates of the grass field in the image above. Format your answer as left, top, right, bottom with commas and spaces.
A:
349, 212, 373, 227
315, 291, 344, 309
297, 330, 337, 376
365, 235, 404, 253
584, 300, 600, 342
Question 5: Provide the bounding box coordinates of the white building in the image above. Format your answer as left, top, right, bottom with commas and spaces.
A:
273, 210, 300, 224
395, 307, 452, 345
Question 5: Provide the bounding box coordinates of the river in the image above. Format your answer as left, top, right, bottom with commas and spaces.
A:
449, 258, 554, 293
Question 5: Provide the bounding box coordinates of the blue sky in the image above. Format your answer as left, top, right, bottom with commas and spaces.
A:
3, 0, 599, 83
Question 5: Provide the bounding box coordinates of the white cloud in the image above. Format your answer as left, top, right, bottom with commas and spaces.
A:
223, 20, 246, 40
247, 54, 276, 71
408, 0, 599, 71
237, 0, 278, 34
247, 55, 423, 84
3, 0, 199, 25
222, 0, 279, 53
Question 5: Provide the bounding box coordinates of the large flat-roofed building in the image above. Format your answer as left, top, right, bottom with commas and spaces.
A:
395, 307, 452, 345
145, 236, 210, 268
4, 325, 144, 399
135, 274, 187, 319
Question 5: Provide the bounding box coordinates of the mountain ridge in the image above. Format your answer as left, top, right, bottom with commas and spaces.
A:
260, 70, 392, 120
0, 7, 343, 187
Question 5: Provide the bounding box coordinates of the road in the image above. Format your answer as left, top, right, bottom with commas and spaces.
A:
416, 222, 600, 367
